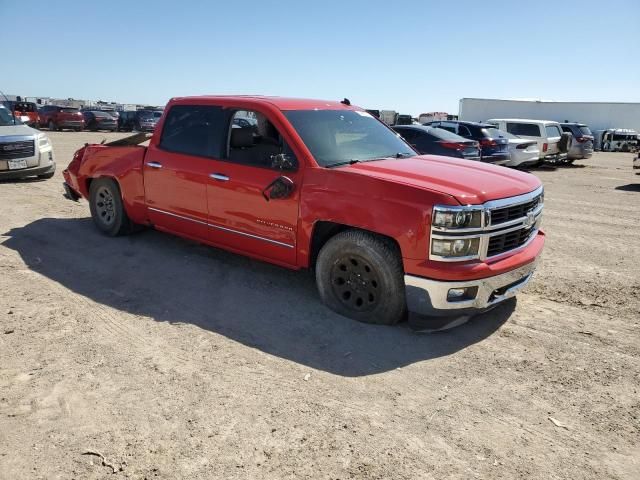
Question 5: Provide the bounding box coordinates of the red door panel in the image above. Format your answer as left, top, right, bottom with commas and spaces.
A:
205, 160, 299, 266
143, 144, 211, 241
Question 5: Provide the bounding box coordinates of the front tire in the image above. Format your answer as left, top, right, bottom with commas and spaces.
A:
89, 178, 133, 236
315, 230, 406, 325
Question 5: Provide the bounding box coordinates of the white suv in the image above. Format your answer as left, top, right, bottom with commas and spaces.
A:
486, 119, 570, 163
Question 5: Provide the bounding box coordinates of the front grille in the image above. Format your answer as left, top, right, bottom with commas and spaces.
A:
491, 196, 541, 225
487, 226, 536, 257
0, 140, 35, 160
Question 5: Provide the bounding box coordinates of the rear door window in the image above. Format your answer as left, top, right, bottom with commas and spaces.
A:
506, 123, 541, 137
395, 128, 416, 142
457, 125, 472, 137
159, 104, 226, 158
545, 125, 562, 138
439, 122, 457, 133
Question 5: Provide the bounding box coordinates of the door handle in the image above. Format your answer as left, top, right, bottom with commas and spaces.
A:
209, 173, 229, 181
146, 161, 162, 169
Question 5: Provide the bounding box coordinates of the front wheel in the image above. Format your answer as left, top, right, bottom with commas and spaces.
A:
315, 230, 406, 325
89, 178, 133, 236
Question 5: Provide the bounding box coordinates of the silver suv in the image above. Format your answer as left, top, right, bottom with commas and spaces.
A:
560, 123, 594, 161
0, 106, 56, 180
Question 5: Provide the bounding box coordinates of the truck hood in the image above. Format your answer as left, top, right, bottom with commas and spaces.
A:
0, 124, 39, 138
340, 155, 541, 204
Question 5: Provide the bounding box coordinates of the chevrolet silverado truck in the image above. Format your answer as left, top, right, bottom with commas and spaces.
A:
63, 96, 545, 325
1, 105, 56, 180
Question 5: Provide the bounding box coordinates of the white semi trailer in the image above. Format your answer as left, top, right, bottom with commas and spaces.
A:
459, 98, 640, 133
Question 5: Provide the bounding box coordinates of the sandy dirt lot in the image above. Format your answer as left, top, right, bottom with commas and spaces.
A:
1, 131, 639, 479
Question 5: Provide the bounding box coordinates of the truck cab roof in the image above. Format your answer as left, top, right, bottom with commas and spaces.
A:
168, 96, 358, 111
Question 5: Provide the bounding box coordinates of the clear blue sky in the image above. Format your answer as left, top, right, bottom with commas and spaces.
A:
2, 0, 639, 115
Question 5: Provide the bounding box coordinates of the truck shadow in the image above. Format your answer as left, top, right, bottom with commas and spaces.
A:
615, 183, 640, 192
2, 218, 515, 377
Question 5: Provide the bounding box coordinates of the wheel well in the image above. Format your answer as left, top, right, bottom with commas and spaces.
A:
309, 221, 401, 269
86, 176, 120, 196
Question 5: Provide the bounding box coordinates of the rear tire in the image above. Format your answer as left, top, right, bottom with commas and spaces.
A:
315, 229, 406, 325
89, 178, 133, 236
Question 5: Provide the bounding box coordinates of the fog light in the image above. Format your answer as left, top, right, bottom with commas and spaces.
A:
448, 288, 467, 300
446, 286, 479, 302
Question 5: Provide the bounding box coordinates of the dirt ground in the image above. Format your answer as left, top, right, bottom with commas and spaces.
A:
1, 131, 639, 480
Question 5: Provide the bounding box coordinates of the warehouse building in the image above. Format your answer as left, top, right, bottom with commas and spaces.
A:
459, 98, 640, 132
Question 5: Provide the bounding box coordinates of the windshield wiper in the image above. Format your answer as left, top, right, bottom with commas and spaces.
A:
324, 159, 361, 168
390, 152, 414, 158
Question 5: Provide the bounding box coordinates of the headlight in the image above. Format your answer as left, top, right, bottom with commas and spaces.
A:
432, 206, 482, 229
38, 135, 50, 148
431, 237, 480, 259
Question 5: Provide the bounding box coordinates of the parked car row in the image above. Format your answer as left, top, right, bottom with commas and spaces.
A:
391, 117, 593, 169
0, 102, 163, 133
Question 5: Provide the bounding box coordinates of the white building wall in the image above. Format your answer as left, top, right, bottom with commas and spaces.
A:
459, 98, 640, 132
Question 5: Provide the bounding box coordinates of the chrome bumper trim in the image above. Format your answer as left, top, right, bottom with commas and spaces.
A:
404, 260, 538, 316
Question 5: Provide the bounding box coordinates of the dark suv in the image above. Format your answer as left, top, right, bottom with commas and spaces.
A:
118, 110, 161, 132
560, 123, 594, 160
38, 105, 84, 131
423, 120, 510, 164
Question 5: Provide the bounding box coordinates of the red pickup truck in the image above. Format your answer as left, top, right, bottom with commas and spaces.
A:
63, 96, 544, 326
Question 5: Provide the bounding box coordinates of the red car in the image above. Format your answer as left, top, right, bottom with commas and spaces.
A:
63, 96, 544, 326
38, 105, 84, 131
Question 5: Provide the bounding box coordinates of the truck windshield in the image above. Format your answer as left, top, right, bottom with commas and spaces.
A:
0, 107, 16, 126
284, 110, 415, 166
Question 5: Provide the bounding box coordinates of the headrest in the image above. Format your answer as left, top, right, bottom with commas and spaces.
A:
230, 127, 254, 148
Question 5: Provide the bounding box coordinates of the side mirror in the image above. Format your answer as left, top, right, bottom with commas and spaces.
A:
263, 176, 295, 201
271, 153, 297, 171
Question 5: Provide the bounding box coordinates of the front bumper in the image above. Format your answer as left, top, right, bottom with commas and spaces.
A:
0, 162, 55, 180
405, 259, 538, 317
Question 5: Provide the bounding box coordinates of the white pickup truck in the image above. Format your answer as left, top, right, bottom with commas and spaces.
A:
486, 118, 571, 163
0, 105, 55, 180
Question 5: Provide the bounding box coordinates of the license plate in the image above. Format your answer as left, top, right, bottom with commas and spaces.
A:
8, 159, 28, 170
